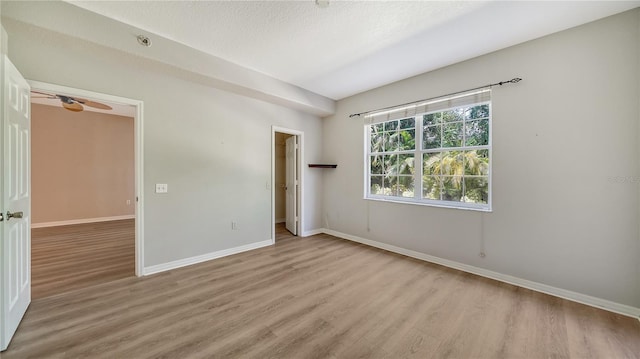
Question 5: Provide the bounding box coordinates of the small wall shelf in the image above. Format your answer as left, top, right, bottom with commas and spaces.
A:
308, 164, 337, 168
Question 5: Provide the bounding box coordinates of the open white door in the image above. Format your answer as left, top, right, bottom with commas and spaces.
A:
285, 136, 297, 235
0, 56, 31, 351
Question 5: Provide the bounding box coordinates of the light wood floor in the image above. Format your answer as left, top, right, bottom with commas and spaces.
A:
276, 221, 293, 239
5, 224, 639, 358
31, 219, 135, 299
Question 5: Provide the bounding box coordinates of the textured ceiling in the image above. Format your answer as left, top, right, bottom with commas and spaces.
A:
59, 1, 640, 100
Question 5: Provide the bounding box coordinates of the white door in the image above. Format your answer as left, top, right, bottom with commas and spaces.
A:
0, 56, 31, 351
285, 136, 297, 235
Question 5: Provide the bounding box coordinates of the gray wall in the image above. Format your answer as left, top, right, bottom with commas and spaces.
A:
3, 19, 324, 267
321, 9, 640, 308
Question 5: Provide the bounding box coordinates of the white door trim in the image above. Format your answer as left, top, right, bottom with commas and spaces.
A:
271, 126, 303, 242
27, 80, 145, 276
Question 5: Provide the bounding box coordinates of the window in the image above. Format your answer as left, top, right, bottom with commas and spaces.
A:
365, 90, 491, 211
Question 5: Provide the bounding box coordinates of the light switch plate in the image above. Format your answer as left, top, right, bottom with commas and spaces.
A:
155, 183, 168, 193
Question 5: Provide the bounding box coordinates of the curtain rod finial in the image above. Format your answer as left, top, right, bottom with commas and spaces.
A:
497, 78, 522, 86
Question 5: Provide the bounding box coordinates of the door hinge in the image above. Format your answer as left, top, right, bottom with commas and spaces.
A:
136, 196, 139, 202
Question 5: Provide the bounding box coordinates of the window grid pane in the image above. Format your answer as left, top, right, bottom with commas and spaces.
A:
367, 102, 490, 210
368, 118, 417, 197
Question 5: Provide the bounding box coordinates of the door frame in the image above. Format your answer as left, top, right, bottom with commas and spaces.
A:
28, 80, 145, 276
271, 126, 303, 241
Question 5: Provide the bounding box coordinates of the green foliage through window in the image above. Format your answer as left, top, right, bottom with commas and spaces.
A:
367, 103, 490, 210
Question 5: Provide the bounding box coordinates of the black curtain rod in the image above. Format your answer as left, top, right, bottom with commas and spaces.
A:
348, 77, 522, 118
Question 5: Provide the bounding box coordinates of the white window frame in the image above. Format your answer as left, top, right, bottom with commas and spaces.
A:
364, 101, 492, 212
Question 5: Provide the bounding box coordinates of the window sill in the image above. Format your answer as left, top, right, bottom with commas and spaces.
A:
365, 196, 492, 212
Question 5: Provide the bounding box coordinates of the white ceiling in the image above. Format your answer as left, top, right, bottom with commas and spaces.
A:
65, 0, 640, 100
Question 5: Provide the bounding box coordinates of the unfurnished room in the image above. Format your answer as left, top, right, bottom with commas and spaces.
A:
0, 1, 639, 358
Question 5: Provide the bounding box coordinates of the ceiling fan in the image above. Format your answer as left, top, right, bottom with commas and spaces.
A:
31, 90, 113, 112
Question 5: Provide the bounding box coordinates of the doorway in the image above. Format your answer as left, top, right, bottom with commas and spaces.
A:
272, 127, 303, 242
28, 81, 144, 298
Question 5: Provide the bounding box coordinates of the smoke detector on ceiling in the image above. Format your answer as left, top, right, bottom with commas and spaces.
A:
315, 0, 329, 8
137, 35, 152, 47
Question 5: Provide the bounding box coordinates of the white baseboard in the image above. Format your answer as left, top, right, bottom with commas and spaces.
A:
321, 228, 640, 319
143, 239, 273, 276
301, 228, 324, 237
275, 218, 286, 224
31, 215, 135, 228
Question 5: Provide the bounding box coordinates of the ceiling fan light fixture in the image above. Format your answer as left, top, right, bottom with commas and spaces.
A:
61, 102, 83, 112
137, 35, 152, 47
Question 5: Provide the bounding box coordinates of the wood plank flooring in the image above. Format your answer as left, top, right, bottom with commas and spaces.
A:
5, 224, 639, 358
31, 219, 135, 299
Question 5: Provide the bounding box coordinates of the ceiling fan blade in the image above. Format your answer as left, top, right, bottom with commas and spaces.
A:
62, 102, 83, 112
74, 98, 113, 110
31, 90, 56, 97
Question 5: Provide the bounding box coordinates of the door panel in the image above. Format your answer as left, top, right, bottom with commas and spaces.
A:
285, 136, 297, 235
1, 55, 31, 351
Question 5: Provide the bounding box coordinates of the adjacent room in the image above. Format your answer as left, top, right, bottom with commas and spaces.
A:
1, 1, 639, 357
29, 94, 136, 299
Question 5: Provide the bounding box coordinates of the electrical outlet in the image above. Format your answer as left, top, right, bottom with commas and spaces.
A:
126, 199, 131, 205
155, 184, 168, 193
232, 221, 238, 230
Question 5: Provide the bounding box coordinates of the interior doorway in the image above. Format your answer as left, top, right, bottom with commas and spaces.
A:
274, 132, 293, 231
272, 127, 303, 242
28, 81, 144, 298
